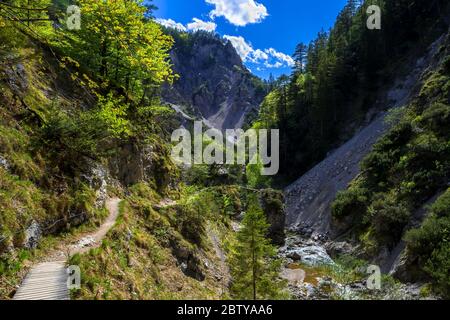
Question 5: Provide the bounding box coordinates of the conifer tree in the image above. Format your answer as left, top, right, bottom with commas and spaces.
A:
228, 197, 287, 300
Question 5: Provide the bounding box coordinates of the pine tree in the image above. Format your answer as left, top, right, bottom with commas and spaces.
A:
293, 42, 307, 74
228, 197, 287, 300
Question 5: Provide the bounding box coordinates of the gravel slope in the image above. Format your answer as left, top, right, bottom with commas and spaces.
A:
284, 35, 444, 237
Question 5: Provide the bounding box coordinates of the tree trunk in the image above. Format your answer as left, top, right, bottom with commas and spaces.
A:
251, 229, 256, 300
100, 40, 108, 78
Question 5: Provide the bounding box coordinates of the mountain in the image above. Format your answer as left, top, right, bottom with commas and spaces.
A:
161, 30, 268, 130
2, 0, 450, 302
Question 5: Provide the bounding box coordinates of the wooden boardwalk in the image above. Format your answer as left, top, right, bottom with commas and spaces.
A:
13, 261, 69, 300
13, 198, 121, 300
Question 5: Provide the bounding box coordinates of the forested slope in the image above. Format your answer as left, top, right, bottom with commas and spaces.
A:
253, 0, 449, 184
250, 0, 450, 298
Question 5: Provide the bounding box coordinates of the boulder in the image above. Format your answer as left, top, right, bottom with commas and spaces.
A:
0, 155, 10, 171
24, 221, 42, 249
325, 241, 354, 257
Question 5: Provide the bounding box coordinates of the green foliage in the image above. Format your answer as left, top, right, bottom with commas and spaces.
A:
96, 93, 131, 138
424, 244, 450, 297
250, 0, 449, 183
367, 192, 410, 247
175, 200, 207, 247
34, 107, 109, 173
332, 182, 369, 221
246, 158, 271, 189
55, 0, 174, 99
330, 40, 450, 294
228, 196, 288, 300
405, 189, 450, 297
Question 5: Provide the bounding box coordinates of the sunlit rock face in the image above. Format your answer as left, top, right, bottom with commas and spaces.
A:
162, 32, 267, 130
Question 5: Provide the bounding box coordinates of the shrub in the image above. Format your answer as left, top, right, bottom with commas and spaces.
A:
405, 189, 450, 254
418, 103, 450, 138
332, 184, 369, 221
405, 189, 450, 297
425, 244, 450, 297
176, 203, 206, 247
368, 192, 410, 247
361, 122, 412, 188
34, 109, 109, 174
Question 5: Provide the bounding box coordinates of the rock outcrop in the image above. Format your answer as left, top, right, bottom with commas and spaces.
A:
162, 31, 267, 130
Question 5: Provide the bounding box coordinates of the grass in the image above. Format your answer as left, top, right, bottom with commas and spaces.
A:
68, 184, 239, 300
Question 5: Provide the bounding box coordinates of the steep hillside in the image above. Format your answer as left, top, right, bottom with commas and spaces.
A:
331, 31, 450, 297
0, 1, 248, 300
252, 0, 450, 183
245, 0, 450, 300
281, 27, 449, 300
285, 32, 446, 234
161, 30, 267, 130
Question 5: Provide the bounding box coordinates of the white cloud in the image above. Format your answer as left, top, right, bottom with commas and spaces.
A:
187, 18, 217, 32
155, 18, 187, 31
224, 35, 293, 69
156, 17, 217, 33
223, 35, 253, 60
250, 49, 269, 62
264, 48, 295, 67
264, 61, 283, 68
206, 0, 268, 27
155, 16, 292, 70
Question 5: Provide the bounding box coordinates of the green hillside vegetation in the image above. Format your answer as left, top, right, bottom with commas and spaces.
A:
0, 0, 285, 299
252, 0, 449, 184
332, 40, 450, 297
0, 0, 178, 298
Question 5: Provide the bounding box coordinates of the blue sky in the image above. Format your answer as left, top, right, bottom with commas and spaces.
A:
152, 0, 348, 79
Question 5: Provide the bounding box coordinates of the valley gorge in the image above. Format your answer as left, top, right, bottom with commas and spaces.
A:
0, 0, 449, 302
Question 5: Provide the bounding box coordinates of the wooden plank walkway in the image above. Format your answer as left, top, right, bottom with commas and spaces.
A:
13, 261, 69, 300
12, 198, 121, 300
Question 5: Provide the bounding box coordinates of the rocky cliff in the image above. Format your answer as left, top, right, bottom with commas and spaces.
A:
161, 31, 267, 130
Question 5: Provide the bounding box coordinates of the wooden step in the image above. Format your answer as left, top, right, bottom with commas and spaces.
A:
13, 262, 69, 301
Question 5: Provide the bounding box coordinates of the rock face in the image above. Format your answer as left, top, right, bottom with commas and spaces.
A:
109, 140, 176, 191
81, 160, 109, 209
0, 155, 10, 171
24, 221, 42, 249
162, 32, 267, 130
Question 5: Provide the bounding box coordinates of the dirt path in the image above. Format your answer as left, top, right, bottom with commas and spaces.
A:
13, 198, 121, 300
68, 198, 121, 255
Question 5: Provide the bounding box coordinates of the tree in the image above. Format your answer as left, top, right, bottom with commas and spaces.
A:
59, 0, 174, 99
293, 42, 307, 74
228, 197, 287, 300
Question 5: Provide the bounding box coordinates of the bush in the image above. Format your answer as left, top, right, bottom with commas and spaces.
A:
368, 192, 410, 247
34, 109, 109, 174
332, 184, 369, 221
184, 165, 210, 186
425, 244, 450, 297
418, 103, 450, 138
361, 122, 412, 188
176, 201, 207, 246
405, 189, 450, 297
